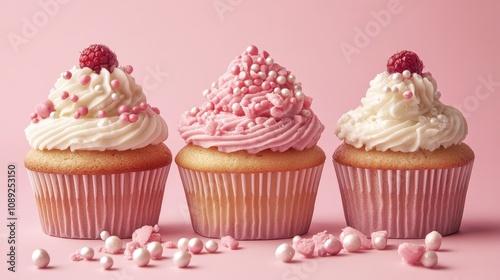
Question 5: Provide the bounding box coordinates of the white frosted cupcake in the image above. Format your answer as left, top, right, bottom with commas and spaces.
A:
333, 50, 474, 238
24, 44, 171, 239
177, 45, 325, 240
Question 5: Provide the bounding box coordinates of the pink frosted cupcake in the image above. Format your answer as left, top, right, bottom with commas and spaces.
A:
176, 45, 325, 240
24, 44, 172, 239
333, 50, 474, 238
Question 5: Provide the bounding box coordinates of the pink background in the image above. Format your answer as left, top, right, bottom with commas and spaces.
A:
1, 0, 500, 279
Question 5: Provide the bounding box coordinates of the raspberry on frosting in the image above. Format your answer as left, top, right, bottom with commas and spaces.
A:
79, 44, 119, 74
386, 50, 424, 75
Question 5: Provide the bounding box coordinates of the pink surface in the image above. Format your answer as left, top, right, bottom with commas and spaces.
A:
1, 0, 499, 279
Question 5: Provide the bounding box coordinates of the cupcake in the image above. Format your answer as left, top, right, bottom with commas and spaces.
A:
177, 45, 325, 240
333, 50, 474, 238
24, 44, 172, 239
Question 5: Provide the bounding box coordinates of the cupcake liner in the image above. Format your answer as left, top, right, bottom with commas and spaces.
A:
178, 164, 324, 240
27, 165, 170, 239
333, 161, 474, 238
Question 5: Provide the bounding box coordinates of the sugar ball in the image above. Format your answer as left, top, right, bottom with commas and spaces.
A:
205, 240, 219, 253
275, 243, 295, 262
100, 256, 113, 270
133, 248, 151, 267
425, 231, 442, 251
420, 250, 438, 268
342, 234, 361, 252
172, 250, 191, 268
32, 249, 50, 268
105, 236, 122, 254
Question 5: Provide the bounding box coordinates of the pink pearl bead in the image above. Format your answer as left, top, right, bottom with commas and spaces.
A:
256, 57, 265, 65
97, 110, 106, 118
253, 79, 263, 86
79, 75, 91, 85
254, 103, 262, 111
204, 240, 218, 253
290, 97, 297, 104
118, 105, 130, 114
128, 114, 138, 123
71, 95, 79, 102
61, 71, 72, 79
425, 231, 442, 251
32, 118, 39, 124
123, 65, 134, 74
403, 91, 413, 99
231, 65, 240, 75
188, 238, 204, 254
342, 234, 362, 252
30, 113, 38, 120
139, 102, 148, 110
110, 79, 120, 88
119, 113, 130, 122
262, 81, 271, 90
73, 112, 81, 119
131, 106, 140, 114
61, 91, 69, 99
246, 45, 258, 55
151, 107, 160, 114
78, 106, 89, 117
241, 87, 248, 94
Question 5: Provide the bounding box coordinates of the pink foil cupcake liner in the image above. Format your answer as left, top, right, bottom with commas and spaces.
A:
178, 164, 324, 240
333, 161, 474, 238
27, 165, 170, 239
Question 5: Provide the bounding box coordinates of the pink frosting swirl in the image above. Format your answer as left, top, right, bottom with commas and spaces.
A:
178, 45, 324, 154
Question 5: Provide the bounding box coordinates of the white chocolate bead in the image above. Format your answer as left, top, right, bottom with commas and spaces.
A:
342, 234, 362, 252
188, 238, 204, 254
425, 231, 443, 251
205, 240, 219, 253
177, 237, 190, 251
105, 236, 122, 254
420, 250, 438, 268
275, 243, 295, 262
147, 241, 163, 260
100, 256, 113, 270
80, 246, 94, 260
133, 248, 151, 267
100, 230, 110, 241
172, 250, 191, 268
32, 249, 50, 268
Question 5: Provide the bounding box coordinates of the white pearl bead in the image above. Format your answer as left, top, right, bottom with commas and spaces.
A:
292, 235, 302, 244
132, 248, 151, 267
177, 237, 190, 251
287, 74, 296, 82
402, 70, 412, 78
425, 231, 442, 251
172, 250, 191, 268
342, 234, 362, 252
244, 79, 253, 87
276, 76, 286, 85
233, 87, 241, 95
211, 81, 218, 89
265, 57, 274, 65
202, 89, 210, 96
295, 91, 304, 100
94, 85, 104, 93
391, 85, 399, 93
281, 88, 291, 97
383, 86, 392, 93
188, 238, 204, 254
250, 64, 260, 72
391, 73, 403, 81
32, 249, 50, 268
80, 246, 94, 260
323, 238, 342, 256
100, 230, 110, 241
372, 236, 387, 250
258, 71, 267, 79
105, 236, 122, 254
420, 250, 438, 268
100, 256, 113, 270
268, 71, 277, 79
275, 243, 295, 262
205, 240, 219, 253
273, 87, 281, 94
111, 93, 119, 100
232, 103, 241, 112
147, 241, 163, 260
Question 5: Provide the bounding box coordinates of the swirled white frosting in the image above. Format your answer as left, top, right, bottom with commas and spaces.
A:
26, 66, 168, 151
335, 71, 467, 152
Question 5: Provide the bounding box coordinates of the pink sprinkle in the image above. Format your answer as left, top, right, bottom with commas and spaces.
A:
231, 65, 240, 75
162, 241, 177, 249
119, 113, 130, 122
311, 231, 334, 248
61, 71, 72, 79
35, 102, 51, 119
123, 65, 134, 74
249, 85, 259, 94
398, 243, 426, 264
253, 79, 263, 86
73, 112, 81, 119
262, 81, 271, 90
128, 114, 138, 123
403, 91, 413, 99
110, 79, 120, 88
124, 241, 142, 260
341, 227, 371, 249
97, 110, 106, 118
241, 86, 248, 94
293, 238, 315, 258
30, 112, 38, 120
246, 45, 258, 55
132, 225, 162, 246
221, 236, 239, 250
79, 75, 91, 85
31, 118, 39, 124
139, 102, 148, 110
151, 107, 160, 114
69, 250, 84, 261
256, 57, 265, 65
262, 50, 270, 58
118, 104, 130, 114
71, 95, 79, 102
61, 91, 69, 100
78, 106, 89, 117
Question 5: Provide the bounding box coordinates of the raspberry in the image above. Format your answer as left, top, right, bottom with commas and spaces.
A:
386, 50, 424, 75
79, 44, 119, 74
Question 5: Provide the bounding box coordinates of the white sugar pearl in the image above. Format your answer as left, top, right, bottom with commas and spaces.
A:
100, 256, 113, 270
372, 235, 387, 250
287, 74, 296, 82
80, 246, 94, 260
177, 237, 190, 251
342, 234, 361, 252
292, 235, 302, 244
202, 89, 211, 96
281, 88, 291, 96
211, 81, 218, 89
172, 250, 191, 268
188, 238, 204, 254
105, 236, 122, 254
205, 240, 218, 253
420, 250, 438, 268
94, 85, 104, 93
268, 71, 277, 79
147, 241, 163, 260
323, 238, 342, 256
133, 248, 151, 267
425, 231, 442, 251
32, 249, 50, 268
231, 103, 241, 112
265, 57, 274, 65
391, 73, 403, 81
339, 232, 345, 242
295, 91, 304, 100
100, 230, 110, 241
275, 243, 295, 262
276, 76, 286, 85
402, 70, 412, 78
250, 64, 260, 72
